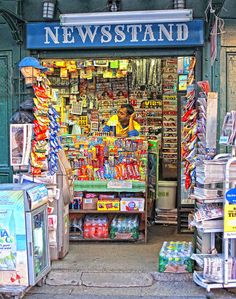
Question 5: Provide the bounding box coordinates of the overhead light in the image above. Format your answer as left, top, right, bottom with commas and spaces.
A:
43, 0, 56, 19
174, 0, 186, 9
107, 0, 121, 12
60, 9, 193, 26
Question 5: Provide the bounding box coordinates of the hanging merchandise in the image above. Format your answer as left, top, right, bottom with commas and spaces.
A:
181, 84, 197, 190
31, 78, 61, 176
181, 76, 213, 191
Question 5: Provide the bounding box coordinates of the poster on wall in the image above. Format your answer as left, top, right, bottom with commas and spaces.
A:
10, 124, 33, 166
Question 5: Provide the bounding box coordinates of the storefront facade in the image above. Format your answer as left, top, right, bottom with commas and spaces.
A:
0, 0, 235, 183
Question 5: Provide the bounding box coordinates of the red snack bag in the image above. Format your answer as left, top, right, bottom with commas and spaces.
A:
31, 167, 42, 176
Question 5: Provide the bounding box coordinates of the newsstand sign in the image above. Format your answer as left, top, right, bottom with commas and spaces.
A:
26, 20, 204, 49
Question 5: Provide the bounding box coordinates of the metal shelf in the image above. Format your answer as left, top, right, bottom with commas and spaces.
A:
193, 271, 236, 292
196, 227, 223, 233
190, 195, 224, 203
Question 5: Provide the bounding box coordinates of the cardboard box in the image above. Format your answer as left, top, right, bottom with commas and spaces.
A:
82, 197, 98, 210
120, 197, 145, 212
97, 199, 120, 211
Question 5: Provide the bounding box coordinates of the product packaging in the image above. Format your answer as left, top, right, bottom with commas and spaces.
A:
110, 215, 139, 240
120, 197, 145, 212
97, 199, 120, 211
158, 241, 193, 273
82, 197, 98, 210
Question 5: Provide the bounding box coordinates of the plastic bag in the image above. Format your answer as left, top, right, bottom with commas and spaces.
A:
20, 98, 34, 110
11, 110, 34, 124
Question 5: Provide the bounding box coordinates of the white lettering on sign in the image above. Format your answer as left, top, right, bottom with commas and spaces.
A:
127, 25, 142, 42
44, 26, 60, 44
158, 24, 174, 41
43, 23, 190, 45
142, 25, 156, 41
62, 26, 75, 44
101, 25, 112, 43
75, 25, 99, 43
114, 25, 126, 43
176, 24, 188, 41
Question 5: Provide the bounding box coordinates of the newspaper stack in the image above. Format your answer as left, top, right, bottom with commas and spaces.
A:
195, 204, 223, 222
193, 187, 220, 199
196, 159, 228, 184
155, 208, 177, 224
191, 254, 236, 283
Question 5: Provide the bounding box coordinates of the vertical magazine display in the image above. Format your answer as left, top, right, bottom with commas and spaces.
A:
192, 111, 236, 291
178, 78, 217, 233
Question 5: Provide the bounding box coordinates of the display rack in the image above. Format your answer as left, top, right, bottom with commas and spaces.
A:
61, 136, 148, 243
161, 58, 178, 179
192, 152, 236, 291
71, 180, 148, 243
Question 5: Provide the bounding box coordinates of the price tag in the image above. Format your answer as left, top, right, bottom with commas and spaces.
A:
107, 181, 132, 189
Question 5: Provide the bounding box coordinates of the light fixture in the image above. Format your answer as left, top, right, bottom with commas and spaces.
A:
173, 0, 186, 9
60, 9, 193, 26
107, 0, 121, 12
43, 0, 56, 19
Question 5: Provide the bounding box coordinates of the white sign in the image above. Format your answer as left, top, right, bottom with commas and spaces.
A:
107, 181, 132, 189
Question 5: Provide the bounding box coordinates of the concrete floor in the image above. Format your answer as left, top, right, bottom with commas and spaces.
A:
52, 225, 192, 272
26, 225, 236, 298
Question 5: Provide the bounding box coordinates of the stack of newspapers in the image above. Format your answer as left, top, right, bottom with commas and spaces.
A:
196, 159, 236, 184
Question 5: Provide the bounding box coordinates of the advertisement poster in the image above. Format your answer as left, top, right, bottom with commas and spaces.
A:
178, 74, 188, 91
0, 191, 28, 285
10, 124, 32, 166
224, 204, 236, 238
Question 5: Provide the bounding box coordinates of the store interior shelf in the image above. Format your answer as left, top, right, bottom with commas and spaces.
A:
69, 209, 145, 214
74, 180, 146, 192
69, 232, 145, 242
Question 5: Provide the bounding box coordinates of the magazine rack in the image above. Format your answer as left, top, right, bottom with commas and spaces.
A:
193, 149, 236, 292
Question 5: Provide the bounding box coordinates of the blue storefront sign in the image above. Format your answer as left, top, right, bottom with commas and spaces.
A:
26, 20, 204, 49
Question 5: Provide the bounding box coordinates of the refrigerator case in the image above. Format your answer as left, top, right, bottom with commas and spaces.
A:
0, 183, 50, 286
14, 156, 71, 262
26, 205, 50, 285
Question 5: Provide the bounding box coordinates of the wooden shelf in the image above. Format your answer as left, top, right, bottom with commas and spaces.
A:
69, 209, 145, 214
71, 174, 147, 242
69, 232, 145, 242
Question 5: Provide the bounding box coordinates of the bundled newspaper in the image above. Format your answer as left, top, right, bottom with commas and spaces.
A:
196, 159, 236, 184
192, 254, 236, 283
195, 203, 223, 222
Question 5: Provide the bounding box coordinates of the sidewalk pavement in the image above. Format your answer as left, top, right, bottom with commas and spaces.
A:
25, 226, 236, 298
26, 270, 236, 299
